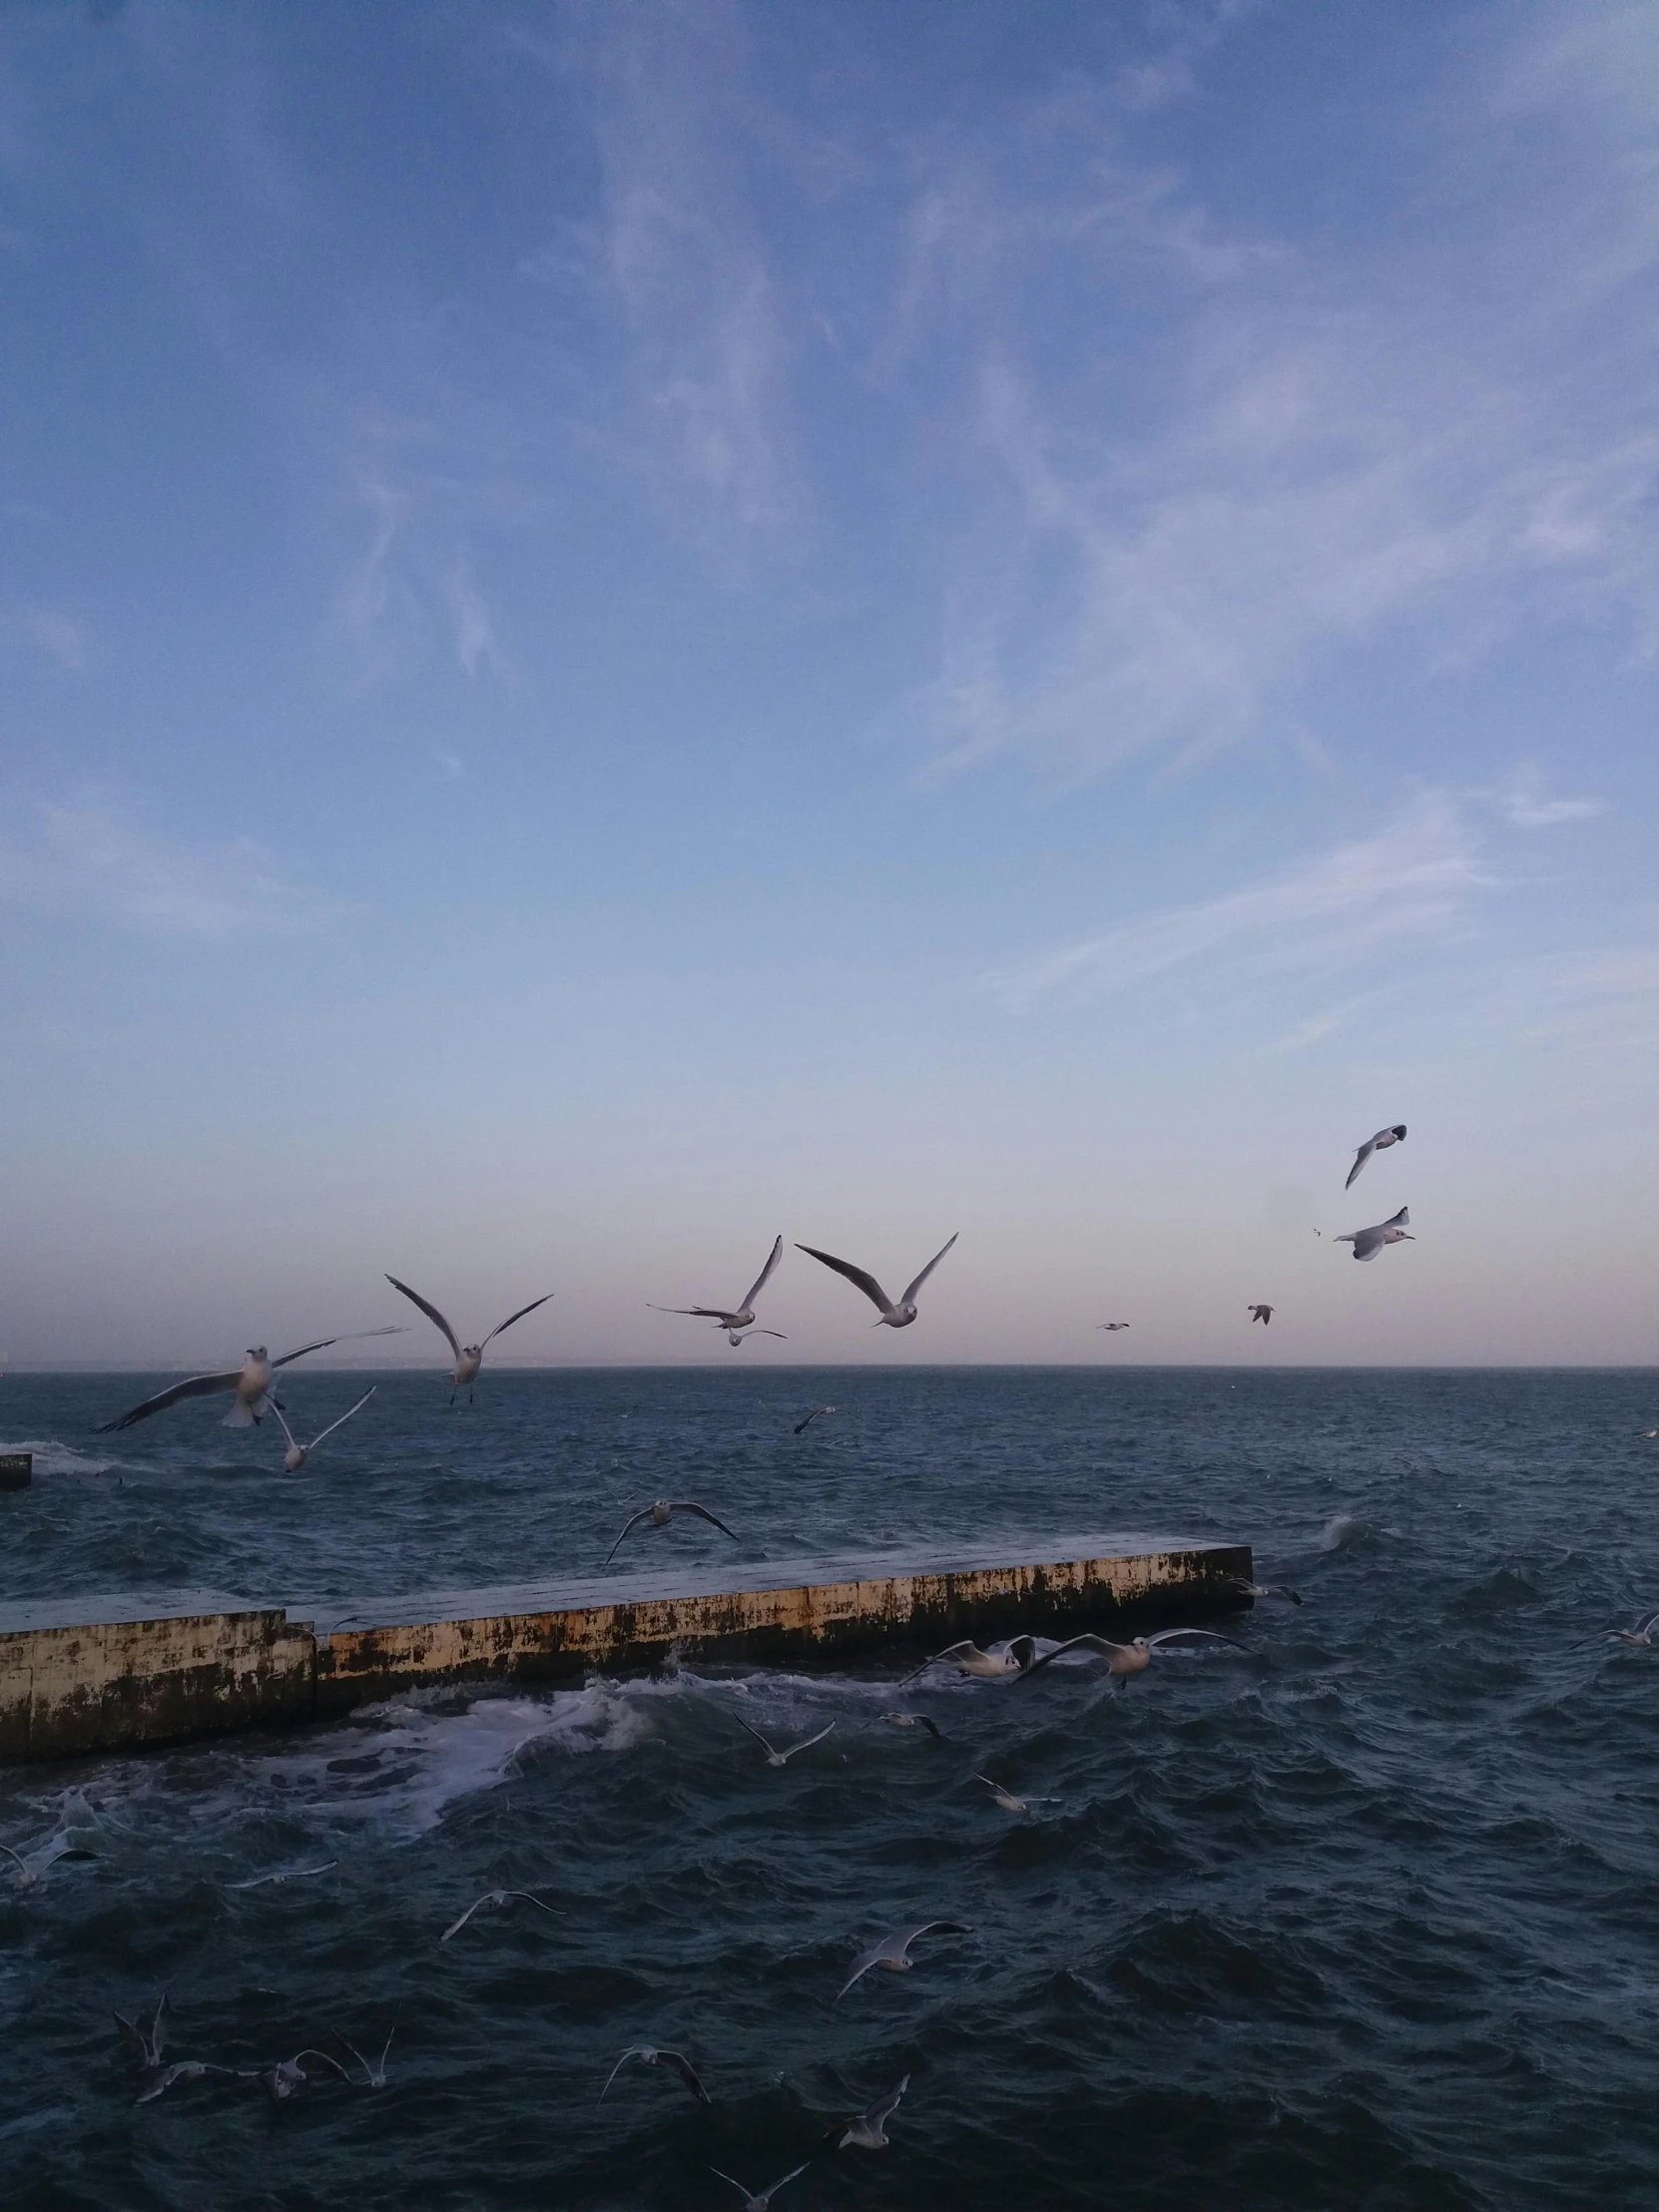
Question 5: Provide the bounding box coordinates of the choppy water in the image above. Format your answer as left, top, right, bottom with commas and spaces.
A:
3, 1366, 1658, 2210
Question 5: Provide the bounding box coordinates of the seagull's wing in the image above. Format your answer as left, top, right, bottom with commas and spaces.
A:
899, 1232, 958, 1308
1019, 1632, 1124, 1678
269, 1336, 341, 1371
440, 1892, 497, 1940
796, 1244, 893, 1316
648, 1305, 732, 1319
151, 1991, 169, 2060
306, 1387, 377, 1449
740, 1235, 785, 1312
908, 1919, 972, 1939
743, 1330, 789, 1340
293, 2048, 352, 2080
501, 1890, 563, 1918
273, 1327, 406, 1371
896, 1639, 974, 1687
737, 1715, 779, 1757
385, 1278, 461, 1362
1006, 1634, 1038, 1671
1145, 1627, 1250, 1653
673, 1501, 740, 1540
1346, 1138, 1376, 1189
269, 1401, 300, 1453
600, 2047, 646, 2100
1385, 1206, 1409, 1229
605, 1507, 657, 1565
1634, 1609, 1659, 1637
757, 2165, 810, 2206
98, 1370, 243, 1430
866, 2073, 909, 2129
836, 1938, 889, 1999
1, 1842, 34, 1881
134, 2060, 235, 2103
481, 1293, 554, 1349
708, 2172, 754, 2206
781, 1722, 835, 1760
661, 2048, 712, 2103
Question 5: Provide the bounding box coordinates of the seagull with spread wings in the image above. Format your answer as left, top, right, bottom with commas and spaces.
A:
649, 1235, 786, 1346
838, 2073, 910, 2149
1347, 1123, 1407, 1188
384, 1277, 552, 1402
271, 1387, 375, 1472
796, 1233, 957, 1329
836, 1920, 972, 2001
1335, 1206, 1414, 1262
601, 2045, 712, 2106
736, 1716, 834, 1768
605, 1498, 740, 1566
1019, 1627, 1248, 1681
97, 1331, 402, 1432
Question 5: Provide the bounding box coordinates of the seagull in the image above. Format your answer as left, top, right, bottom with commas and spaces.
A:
0, 1842, 36, 1889
1610, 1609, 1659, 1647
605, 1498, 739, 1565
1098, 1323, 1130, 1332
727, 1329, 788, 1348
975, 1774, 1059, 1815
1248, 1305, 1273, 1326
839, 2073, 909, 2150
600, 2045, 711, 2105
1347, 1123, 1407, 1189
1020, 1627, 1248, 1681
1335, 1205, 1414, 1262
868, 1712, 941, 1737
97, 1331, 402, 1432
135, 2060, 236, 2104
384, 1277, 553, 1403
796, 1233, 957, 1329
115, 1994, 170, 2085
649, 1235, 785, 1345
228, 1860, 338, 1891
330, 2024, 396, 2087
709, 2164, 810, 2211
837, 1920, 971, 2001
897, 1635, 1039, 1687
794, 1404, 836, 1434
271, 1389, 375, 1472
737, 1716, 834, 1767
440, 1889, 564, 1941
256, 2049, 351, 2103
1229, 1579, 1303, 1606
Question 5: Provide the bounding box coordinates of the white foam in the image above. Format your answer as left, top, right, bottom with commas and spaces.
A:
0, 1437, 122, 1478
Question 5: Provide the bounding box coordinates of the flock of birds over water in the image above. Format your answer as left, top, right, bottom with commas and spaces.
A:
26, 1115, 1650, 2201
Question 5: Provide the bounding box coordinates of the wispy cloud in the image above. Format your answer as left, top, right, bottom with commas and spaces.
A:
1501, 770, 1604, 829
986, 796, 1486, 1009
443, 559, 505, 680
0, 805, 336, 939
1, 606, 87, 670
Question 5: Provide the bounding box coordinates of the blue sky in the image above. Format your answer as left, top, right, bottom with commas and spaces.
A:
2, 0, 1655, 1368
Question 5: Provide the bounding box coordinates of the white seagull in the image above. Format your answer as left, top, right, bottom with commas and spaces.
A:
975, 1774, 1060, 1815
796, 1233, 957, 1329
440, 1888, 563, 1941
839, 2073, 909, 2149
867, 1712, 941, 1737
649, 1235, 785, 1346
271, 1388, 375, 1472
1347, 1123, 1407, 1189
898, 1635, 1039, 1687
601, 2045, 711, 2105
97, 1331, 402, 1432
331, 2024, 396, 2087
256, 2049, 351, 2104
737, 1716, 835, 1768
1610, 1609, 1659, 1647
836, 1920, 971, 2001
605, 1498, 739, 1565
384, 1276, 553, 1403
709, 2164, 810, 2211
227, 1860, 338, 1891
794, 1404, 836, 1434
1229, 1579, 1303, 1606
1020, 1627, 1247, 1681
1335, 1206, 1414, 1262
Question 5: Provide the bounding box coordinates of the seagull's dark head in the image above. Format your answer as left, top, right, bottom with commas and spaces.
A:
249, 1346, 268, 1361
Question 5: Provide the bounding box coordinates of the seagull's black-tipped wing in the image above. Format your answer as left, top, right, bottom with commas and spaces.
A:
673, 1501, 740, 1541
482, 1293, 554, 1349
649, 1305, 731, 1319
385, 1277, 461, 1361
659, 2049, 711, 2103
1144, 1627, 1250, 1653
796, 1244, 893, 1316
99, 1371, 243, 1431
605, 1507, 657, 1565
1346, 1139, 1375, 1189
1018, 1632, 1125, 1680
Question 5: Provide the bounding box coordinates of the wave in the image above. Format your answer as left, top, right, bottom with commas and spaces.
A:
0, 1436, 122, 1477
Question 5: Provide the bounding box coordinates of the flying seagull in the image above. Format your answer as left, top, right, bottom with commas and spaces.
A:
1229, 1579, 1303, 1606
1020, 1627, 1247, 1681
330, 2024, 396, 2087
256, 2049, 351, 2104
975, 1774, 1059, 1815
737, 1716, 834, 1768
271, 1388, 375, 1472
384, 1276, 553, 1403
709, 2164, 810, 2212
601, 2045, 711, 2105
97, 1331, 402, 1433
1335, 1206, 1414, 1262
837, 1920, 971, 2001
794, 1404, 836, 1434
1347, 1123, 1407, 1189
605, 1498, 739, 1565
649, 1235, 785, 1346
0, 1842, 37, 1888
135, 2059, 236, 2104
867, 1712, 941, 1737
796, 1233, 957, 1329
1248, 1305, 1273, 1326
839, 2073, 909, 2150
227, 1860, 338, 1891
440, 1889, 563, 1941
1610, 1609, 1659, 1647
898, 1635, 1039, 1687
1098, 1323, 1130, 1332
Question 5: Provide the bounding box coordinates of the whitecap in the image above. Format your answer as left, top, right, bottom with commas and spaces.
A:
0, 1436, 122, 1478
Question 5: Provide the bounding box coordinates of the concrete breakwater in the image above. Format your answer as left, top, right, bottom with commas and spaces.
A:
0, 1533, 1251, 1764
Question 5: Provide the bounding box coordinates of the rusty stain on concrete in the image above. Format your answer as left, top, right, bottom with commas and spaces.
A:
0, 1537, 1251, 1764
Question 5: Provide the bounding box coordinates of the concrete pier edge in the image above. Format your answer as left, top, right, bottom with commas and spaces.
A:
1, 1535, 1251, 1764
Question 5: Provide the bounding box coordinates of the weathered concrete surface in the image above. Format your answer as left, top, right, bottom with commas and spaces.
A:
0, 1534, 1251, 1763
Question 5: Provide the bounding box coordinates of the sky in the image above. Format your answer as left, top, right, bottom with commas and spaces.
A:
1, 0, 1656, 1369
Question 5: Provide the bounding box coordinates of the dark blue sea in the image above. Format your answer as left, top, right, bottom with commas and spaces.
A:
3, 1366, 1658, 2211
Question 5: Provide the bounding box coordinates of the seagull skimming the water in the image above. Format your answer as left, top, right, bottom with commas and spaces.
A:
330, 2024, 396, 2087
97, 1331, 402, 1432
867, 1712, 941, 1737
1609, 1609, 1659, 1647
737, 1716, 834, 1767
796, 1234, 957, 1329
838, 2073, 909, 2149
271, 1388, 375, 1472
649, 1236, 785, 1346
837, 1920, 972, 2001
898, 1635, 1039, 1687
794, 1404, 836, 1434
440, 1889, 563, 1941
1019, 1627, 1248, 1681
384, 1277, 553, 1403
1229, 1579, 1303, 1606
601, 2045, 712, 2105
1335, 1206, 1414, 1262
975, 1774, 1059, 1815
256, 2049, 351, 2104
709, 2164, 810, 2211
1347, 1124, 1407, 1189
605, 1498, 740, 1565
